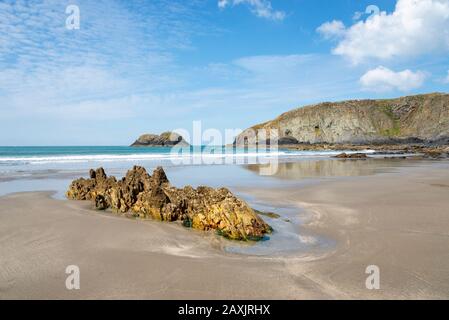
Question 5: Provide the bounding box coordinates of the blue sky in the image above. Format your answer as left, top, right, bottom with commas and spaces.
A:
1, 0, 448, 145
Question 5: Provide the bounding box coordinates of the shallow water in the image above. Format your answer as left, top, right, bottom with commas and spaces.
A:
224, 193, 336, 256
0, 148, 440, 257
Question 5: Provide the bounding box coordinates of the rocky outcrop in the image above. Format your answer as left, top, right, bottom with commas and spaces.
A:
131, 132, 189, 147
334, 153, 369, 159
235, 93, 449, 146
422, 151, 449, 159
66, 166, 271, 241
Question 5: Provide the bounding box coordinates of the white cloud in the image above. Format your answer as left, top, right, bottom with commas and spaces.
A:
218, 0, 229, 9
318, 0, 449, 64
360, 66, 426, 92
316, 20, 346, 39
218, 0, 285, 21
445, 70, 449, 83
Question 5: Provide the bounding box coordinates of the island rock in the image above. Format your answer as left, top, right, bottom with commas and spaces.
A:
130, 132, 189, 147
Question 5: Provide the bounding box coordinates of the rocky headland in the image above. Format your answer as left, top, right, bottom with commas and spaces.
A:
234, 93, 449, 151
130, 132, 189, 147
66, 166, 271, 241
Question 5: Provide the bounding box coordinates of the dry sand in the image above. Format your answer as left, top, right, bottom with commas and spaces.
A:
1, 162, 449, 299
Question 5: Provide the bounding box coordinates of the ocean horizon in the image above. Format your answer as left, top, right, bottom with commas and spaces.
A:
0, 145, 374, 167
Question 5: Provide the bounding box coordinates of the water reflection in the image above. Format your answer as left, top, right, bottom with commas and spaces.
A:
244, 158, 422, 180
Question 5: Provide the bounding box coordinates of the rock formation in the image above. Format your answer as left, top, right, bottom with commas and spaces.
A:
235, 93, 449, 146
334, 153, 369, 159
130, 132, 189, 147
66, 166, 271, 241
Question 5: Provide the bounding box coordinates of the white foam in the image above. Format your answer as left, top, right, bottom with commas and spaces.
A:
0, 150, 375, 165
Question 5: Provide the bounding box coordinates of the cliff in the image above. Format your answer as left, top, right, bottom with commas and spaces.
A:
235, 93, 449, 146
131, 132, 189, 147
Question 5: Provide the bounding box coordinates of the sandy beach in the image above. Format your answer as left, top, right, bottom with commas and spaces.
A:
246, 162, 449, 299
1, 159, 448, 299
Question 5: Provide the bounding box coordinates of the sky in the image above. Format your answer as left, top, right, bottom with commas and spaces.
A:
0, 0, 449, 146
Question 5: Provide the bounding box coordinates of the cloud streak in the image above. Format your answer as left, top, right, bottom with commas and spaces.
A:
218, 0, 285, 21
0, 0, 209, 122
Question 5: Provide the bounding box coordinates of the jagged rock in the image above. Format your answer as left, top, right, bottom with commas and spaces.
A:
94, 194, 108, 210
90, 167, 106, 180
334, 153, 368, 159
67, 166, 271, 241
66, 167, 109, 201
115, 165, 152, 212
151, 166, 169, 185
65, 178, 96, 200
185, 186, 271, 240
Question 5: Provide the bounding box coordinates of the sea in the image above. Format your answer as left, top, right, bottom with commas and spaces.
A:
0, 145, 372, 175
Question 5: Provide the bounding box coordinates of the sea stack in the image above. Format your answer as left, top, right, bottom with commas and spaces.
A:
131, 132, 189, 147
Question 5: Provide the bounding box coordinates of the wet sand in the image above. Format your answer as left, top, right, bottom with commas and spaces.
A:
0, 192, 321, 299
1, 161, 449, 299
243, 162, 449, 299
